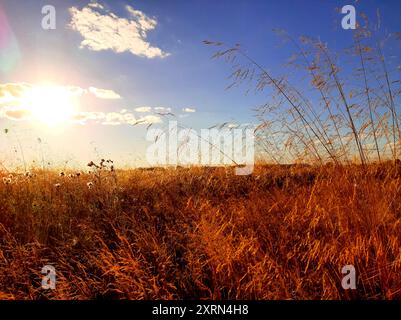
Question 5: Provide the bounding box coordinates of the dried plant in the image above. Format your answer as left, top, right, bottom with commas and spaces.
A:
203, 14, 400, 165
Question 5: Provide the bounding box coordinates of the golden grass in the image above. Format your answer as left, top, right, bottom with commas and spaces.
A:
0, 163, 401, 299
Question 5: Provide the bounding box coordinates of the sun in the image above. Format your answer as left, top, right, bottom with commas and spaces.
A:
21, 85, 77, 126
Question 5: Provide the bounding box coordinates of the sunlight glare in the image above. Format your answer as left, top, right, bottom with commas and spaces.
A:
21, 85, 77, 126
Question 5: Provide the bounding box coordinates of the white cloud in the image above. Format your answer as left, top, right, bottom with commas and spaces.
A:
135, 106, 152, 113
0, 83, 85, 105
136, 114, 162, 124
182, 107, 196, 113
0, 107, 32, 121
72, 111, 104, 123
87, 2, 104, 10
0, 83, 120, 113
72, 110, 161, 126
227, 123, 239, 128
103, 112, 131, 125
69, 3, 169, 58
89, 87, 121, 99
0, 83, 32, 106
154, 107, 172, 112
0, 82, 85, 110
0, 82, 164, 126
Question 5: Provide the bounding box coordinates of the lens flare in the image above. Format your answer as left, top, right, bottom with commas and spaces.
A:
0, 6, 21, 74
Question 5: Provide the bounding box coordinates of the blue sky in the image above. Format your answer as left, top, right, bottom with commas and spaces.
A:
0, 0, 400, 169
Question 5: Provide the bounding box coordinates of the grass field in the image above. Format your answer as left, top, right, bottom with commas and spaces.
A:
1, 0, 400, 303
1, 162, 401, 299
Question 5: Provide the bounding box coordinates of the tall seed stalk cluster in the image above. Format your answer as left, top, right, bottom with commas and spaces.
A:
204, 16, 401, 165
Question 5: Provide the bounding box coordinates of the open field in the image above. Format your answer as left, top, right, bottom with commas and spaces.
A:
1, 0, 400, 307
1, 163, 401, 299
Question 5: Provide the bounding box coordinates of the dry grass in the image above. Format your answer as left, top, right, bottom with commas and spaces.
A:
0, 162, 401, 300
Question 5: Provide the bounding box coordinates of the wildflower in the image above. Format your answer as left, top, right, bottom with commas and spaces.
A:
87, 181, 94, 189
59, 172, 65, 177
68, 174, 74, 178
87, 161, 95, 167
54, 183, 61, 188
25, 171, 32, 178
76, 172, 81, 177
2, 177, 12, 185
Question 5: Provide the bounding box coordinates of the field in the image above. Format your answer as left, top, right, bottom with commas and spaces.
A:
1, 162, 401, 299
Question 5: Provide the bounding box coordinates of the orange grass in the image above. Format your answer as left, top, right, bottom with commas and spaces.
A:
0, 163, 401, 299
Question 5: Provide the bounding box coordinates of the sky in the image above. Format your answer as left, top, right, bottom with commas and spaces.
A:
0, 0, 400, 169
